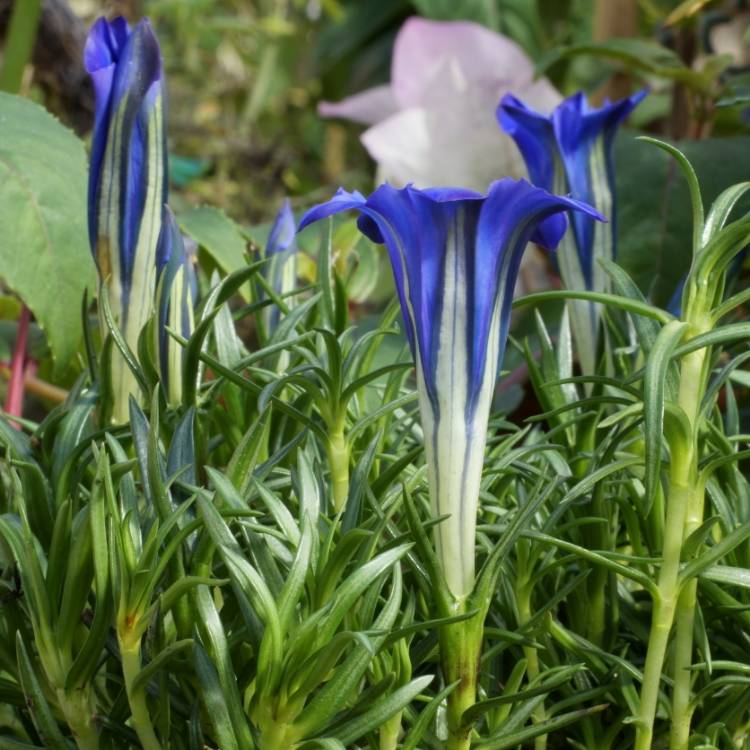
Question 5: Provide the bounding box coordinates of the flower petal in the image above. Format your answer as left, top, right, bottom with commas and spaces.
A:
391, 16, 536, 108
297, 188, 367, 233
497, 93, 557, 191
318, 84, 398, 126
267, 199, 296, 256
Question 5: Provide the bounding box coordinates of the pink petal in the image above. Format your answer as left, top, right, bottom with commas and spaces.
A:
360, 104, 527, 192
391, 17, 537, 108
317, 84, 398, 126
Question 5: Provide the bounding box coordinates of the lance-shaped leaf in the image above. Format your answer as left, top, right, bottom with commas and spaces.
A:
299, 178, 603, 599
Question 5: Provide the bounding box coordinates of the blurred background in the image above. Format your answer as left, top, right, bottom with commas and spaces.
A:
4, 0, 750, 412
4, 0, 750, 222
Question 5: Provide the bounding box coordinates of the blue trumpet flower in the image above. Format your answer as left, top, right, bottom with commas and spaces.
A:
263, 199, 298, 335
155, 208, 196, 407
498, 90, 646, 376
299, 179, 603, 599
85, 16, 167, 420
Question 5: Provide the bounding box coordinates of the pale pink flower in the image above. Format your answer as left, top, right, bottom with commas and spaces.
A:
319, 16, 562, 192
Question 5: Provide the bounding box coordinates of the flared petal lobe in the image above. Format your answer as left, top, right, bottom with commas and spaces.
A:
299, 179, 603, 598
551, 90, 647, 285
496, 95, 557, 191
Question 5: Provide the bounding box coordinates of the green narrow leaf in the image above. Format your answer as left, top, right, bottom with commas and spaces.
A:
473, 704, 607, 750
293, 566, 403, 737
400, 680, 459, 750
130, 639, 193, 694
225, 409, 270, 495
637, 137, 704, 257
342, 430, 381, 532
192, 643, 242, 750
15, 634, 70, 749
702, 181, 750, 246
329, 675, 433, 745
643, 320, 688, 513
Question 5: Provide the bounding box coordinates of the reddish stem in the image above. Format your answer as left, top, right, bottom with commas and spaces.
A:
5, 305, 31, 425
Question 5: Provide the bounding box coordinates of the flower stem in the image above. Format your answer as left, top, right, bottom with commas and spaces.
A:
327, 423, 350, 512
4, 306, 32, 424
57, 688, 100, 750
517, 583, 547, 750
669, 578, 698, 749
669, 346, 709, 749
634, 457, 690, 750
120, 636, 162, 750
440, 606, 483, 750
635, 338, 708, 749
379, 712, 402, 750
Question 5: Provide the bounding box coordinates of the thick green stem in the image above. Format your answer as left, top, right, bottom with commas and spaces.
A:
327, 424, 350, 512
440, 607, 483, 750
669, 578, 698, 749
120, 636, 162, 750
636, 337, 708, 749
58, 688, 100, 750
634, 466, 690, 750
258, 718, 298, 750
379, 712, 402, 750
669, 345, 708, 749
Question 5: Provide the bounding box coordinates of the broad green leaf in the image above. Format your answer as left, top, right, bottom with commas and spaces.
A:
178, 206, 249, 297
0, 92, 96, 364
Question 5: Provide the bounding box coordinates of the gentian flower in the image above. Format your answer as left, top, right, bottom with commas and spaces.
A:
263, 199, 298, 335
498, 90, 646, 375
319, 17, 561, 192
85, 16, 167, 420
155, 208, 196, 407
299, 179, 603, 599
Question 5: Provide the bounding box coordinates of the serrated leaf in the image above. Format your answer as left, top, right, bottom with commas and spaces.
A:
0, 93, 96, 365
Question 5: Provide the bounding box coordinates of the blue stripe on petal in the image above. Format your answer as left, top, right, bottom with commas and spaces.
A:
299, 177, 604, 599
86, 16, 166, 328
498, 89, 646, 290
